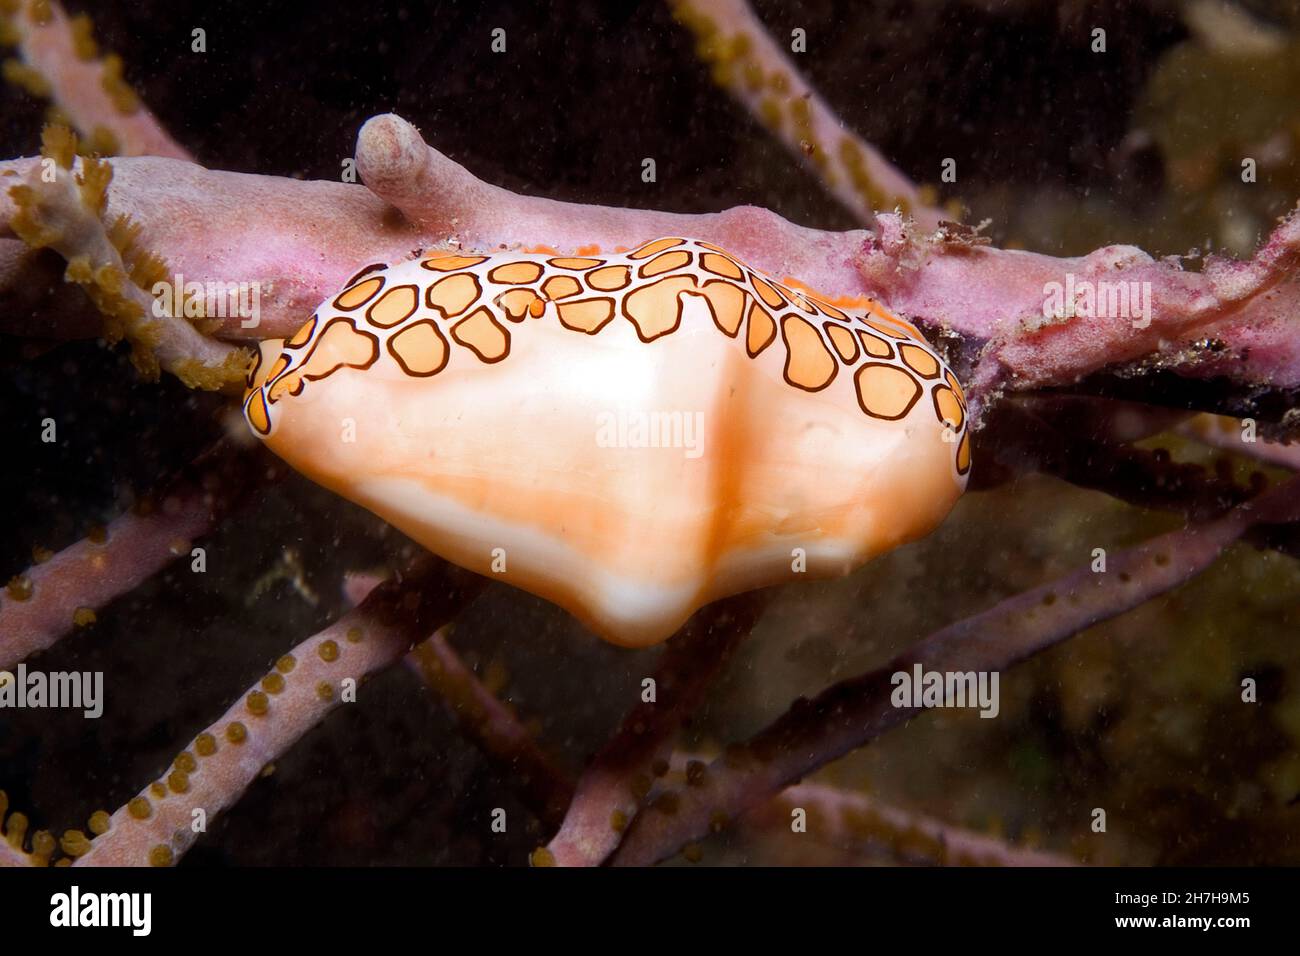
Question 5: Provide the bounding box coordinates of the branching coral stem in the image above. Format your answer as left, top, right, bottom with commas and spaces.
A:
7, 128, 248, 389
609, 476, 1300, 864
0, 0, 191, 160
74, 558, 484, 866
408, 626, 574, 829
745, 781, 1076, 867
0, 444, 266, 671
666, 0, 947, 229
542, 592, 767, 866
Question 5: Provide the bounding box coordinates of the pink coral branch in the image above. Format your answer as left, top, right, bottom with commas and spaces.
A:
543, 593, 766, 866
0, 113, 1296, 420
1, 0, 191, 160
354, 114, 865, 294
407, 627, 573, 829
609, 476, 1300, 865
7, 146, 250, 388
665, 0, 945, 229
74, 558, 484, 866
0, 445, 264, 671
859, 211, 1300, 413
744, 782, 1077, 867
1179, 414, 1300, 471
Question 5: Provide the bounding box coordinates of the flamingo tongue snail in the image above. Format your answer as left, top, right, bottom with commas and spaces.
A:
242, 237, 970, 647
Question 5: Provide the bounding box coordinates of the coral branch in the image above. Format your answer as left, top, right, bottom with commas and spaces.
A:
0, 444, 264, 671
408, 626, 573, 829
0, 0, 191, 159
7, 127, 248, 388
74, 558, 484, 866
541, 593, 766, 866
609, 476, 1300, 865
354, 113, 862, 292
0, 114, 1295, 421
667, 0, 946, 228
983, 399, 1248, 521
1180, 413, 1300, 471
744, 781, 1076, 867
859, 209, 1300, 416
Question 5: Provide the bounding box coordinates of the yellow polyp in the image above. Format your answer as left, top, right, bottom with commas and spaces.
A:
226, 722, 248, 744
174, 751, 198, 773
610, 809, 628, 833
82, 122, 122, 156
126, 248, 166, 293
246, 690, 269, 716
72, 607, 96, 627
317, 639, 340, 662
2, 58, 51, 98
128, 337, 162, 381
6, 574, 33, 600
148, 844, 173, 867
41, 122, 76, 169
77, 157, 113, 215
68, 13, 98, 60
31, 829, 56, 859
90, 810, 112, 838
99, 53, 140, 115
173, 349, 254, 393
529, 847, 556, 867
261, 672, 286, 694
194, 732, 217, 757
345, 627, 363, 644
31, 545, 54, 563
682, 843, 704, 863
107, 213, 142, 256
166, 770, 190, 794
149, 781, 166, 799
7, 188, 63, 249
5, 811, 28, 847
315, 681, 334, 702
63, 253, 94, 284
0, 18, 21, 47
87, 523, 107, 543
127, 796, 151, 820
28, 0, 51, 26
60, 830, 91, 857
